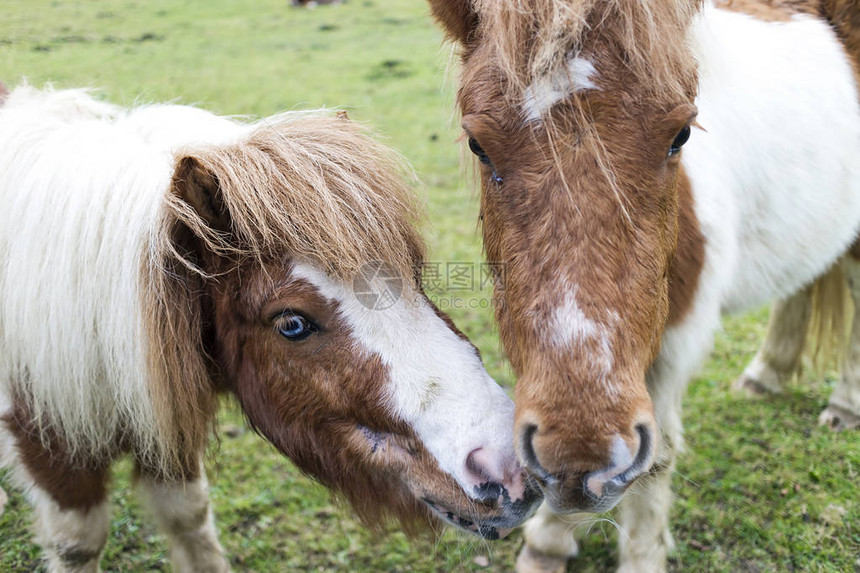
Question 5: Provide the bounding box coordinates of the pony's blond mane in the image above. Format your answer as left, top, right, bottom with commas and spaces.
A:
472, 0, 702, 107
161, 115, 423, 284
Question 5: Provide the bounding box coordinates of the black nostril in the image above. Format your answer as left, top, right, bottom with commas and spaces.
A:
519, 424, 551, 481
473, 481, 504, 502
616, 423, 654, 484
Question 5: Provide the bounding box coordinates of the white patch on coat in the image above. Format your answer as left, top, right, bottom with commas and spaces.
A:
685, 3, 860, 314
549, 287, 618, 390
290, 263, 519, 497
523, 56, 599, 121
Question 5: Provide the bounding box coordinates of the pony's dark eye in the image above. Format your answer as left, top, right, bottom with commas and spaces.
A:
468, 137, 492, 165
276, 312, 317, 342
668, 125, 691, 157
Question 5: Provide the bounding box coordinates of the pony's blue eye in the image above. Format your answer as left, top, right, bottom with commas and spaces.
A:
668, 125, 691, 157
277, 313, 316, 342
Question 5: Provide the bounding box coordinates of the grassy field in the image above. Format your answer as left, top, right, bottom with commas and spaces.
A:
1, 1, 858, 571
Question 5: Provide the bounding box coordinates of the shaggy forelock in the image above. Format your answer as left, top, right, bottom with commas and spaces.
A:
167, 114, 424, 283
471, 0, 702, 109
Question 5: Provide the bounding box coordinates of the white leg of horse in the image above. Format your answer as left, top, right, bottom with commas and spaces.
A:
516, 502, 583, 573
615, 381, 681, 572
136, 465, 229, 573
29, 488, 110, 573
615, 466, 674, 573
1, 406, 110, 572
733, 287, 812, 395
820, 256, 860, 430
614, 288, 721, 573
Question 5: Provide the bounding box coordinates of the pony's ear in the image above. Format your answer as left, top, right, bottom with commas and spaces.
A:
172, 156, 231, 234
427, 0, 478, 45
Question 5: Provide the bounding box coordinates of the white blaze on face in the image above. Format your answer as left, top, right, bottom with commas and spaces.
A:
291, 263, 518, 496
548, 287, 618, 393
523, 56, 600, 122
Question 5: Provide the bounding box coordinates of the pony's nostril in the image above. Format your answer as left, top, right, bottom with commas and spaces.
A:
583, 424, 656, 499
518, 424, 551, 480
465, 447, 534, 503
628, 423, 654, 479
465, 448, 506, 501
465, 447, 501, 482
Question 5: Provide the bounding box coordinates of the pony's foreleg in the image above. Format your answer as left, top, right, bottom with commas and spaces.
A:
29, 485, 111, 573
733, 286, 812, 395
820, 255, 860, 430
515, 502, 584, 573
0, 420, 110, 572
615, 464, 674, 573
136, 462, 229, 573
615, 291, 719, 573
615, 381, 682, 573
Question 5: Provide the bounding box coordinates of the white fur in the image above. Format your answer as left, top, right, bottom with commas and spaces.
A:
521, 503, 582, 559
31, 492, 110, 573
685, 3, 860, 314
523, 56, 599, 121
0, 86, 249, 464
823, 257, 860, 425
735, 286, 812, 394
550, 288, 617, 392
290, 263, 520, 495
137, 472, 228, 573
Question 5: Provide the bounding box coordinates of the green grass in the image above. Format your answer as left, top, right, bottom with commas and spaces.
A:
1, 1, 859, 571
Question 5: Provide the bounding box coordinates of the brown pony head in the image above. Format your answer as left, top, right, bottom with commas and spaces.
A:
430, 0, 704, 512
151, 114, 541, 535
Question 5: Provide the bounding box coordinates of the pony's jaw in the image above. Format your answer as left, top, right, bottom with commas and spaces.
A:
349, 424, 540, 538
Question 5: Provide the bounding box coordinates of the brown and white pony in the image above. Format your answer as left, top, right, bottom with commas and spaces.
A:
0, 84, 541, 572
428, 0, 860, 571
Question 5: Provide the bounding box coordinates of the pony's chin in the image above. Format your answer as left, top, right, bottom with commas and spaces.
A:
420, 498, 514, 540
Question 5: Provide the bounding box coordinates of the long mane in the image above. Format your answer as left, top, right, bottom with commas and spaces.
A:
0, 85, 423, 472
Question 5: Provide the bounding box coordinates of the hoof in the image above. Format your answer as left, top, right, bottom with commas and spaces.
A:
516, 545, 569, 573
818, 404, 860, 431
732, 373, 778, 396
